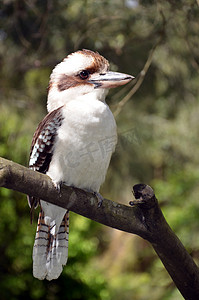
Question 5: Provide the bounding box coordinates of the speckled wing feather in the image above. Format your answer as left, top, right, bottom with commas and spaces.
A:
27, 106, 69, 280
27, 106, 64, 209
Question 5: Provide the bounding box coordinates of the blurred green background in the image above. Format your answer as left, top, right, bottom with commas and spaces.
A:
0, 0, 199, 299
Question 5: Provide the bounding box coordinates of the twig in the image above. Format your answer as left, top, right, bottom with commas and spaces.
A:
114, 40, 160, 117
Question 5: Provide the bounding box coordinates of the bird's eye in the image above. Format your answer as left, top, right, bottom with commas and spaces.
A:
79, 70, 90, 80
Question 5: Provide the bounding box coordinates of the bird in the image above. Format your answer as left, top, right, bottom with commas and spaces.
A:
27, 49, 134, 280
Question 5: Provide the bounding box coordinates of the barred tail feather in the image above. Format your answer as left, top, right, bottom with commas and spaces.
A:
33, 210, 69, 280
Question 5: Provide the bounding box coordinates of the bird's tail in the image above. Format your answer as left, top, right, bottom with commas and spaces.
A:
32, 209, 69, 280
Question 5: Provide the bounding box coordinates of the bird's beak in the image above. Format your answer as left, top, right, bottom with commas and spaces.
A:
88, 71, 134, 89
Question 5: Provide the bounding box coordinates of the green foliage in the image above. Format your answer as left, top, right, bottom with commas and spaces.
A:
1, 0, 199, 299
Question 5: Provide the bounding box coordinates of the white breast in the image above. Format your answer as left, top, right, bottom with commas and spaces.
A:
47, 98, 117, 192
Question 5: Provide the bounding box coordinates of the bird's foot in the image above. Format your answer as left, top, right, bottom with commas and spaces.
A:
93, 192, 104, 208
53, 180, 63, 196
81, 189, 104, 208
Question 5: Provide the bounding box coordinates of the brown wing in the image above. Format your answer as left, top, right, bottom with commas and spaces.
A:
27, 106, 64, 211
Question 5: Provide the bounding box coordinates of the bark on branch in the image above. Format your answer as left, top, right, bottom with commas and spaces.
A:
0, 156, 199, 299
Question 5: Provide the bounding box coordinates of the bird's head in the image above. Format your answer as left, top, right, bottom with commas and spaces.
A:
47, 49, 134, 112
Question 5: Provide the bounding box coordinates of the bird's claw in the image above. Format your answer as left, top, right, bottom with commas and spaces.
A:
53, 181, 63, 196
94, 192, 104, 208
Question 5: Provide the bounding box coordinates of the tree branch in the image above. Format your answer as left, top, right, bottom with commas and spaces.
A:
1, 156, 199, 299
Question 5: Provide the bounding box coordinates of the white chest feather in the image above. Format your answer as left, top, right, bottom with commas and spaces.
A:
47, 98, 117, 192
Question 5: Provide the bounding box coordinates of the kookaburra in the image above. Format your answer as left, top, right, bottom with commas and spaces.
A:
27, 49, 134, 280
